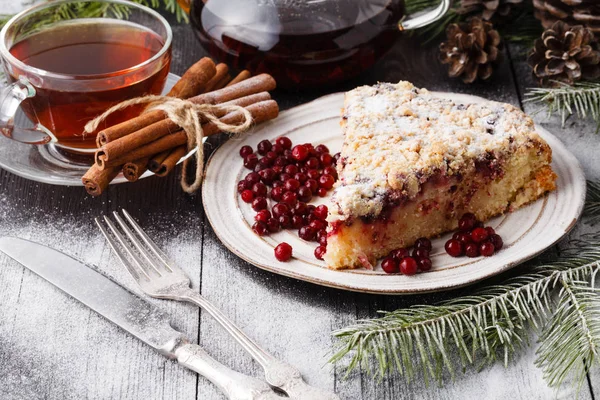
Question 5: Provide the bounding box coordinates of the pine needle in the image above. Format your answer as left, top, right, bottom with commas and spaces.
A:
331, 182, 600, 390
524, 81, 600, 131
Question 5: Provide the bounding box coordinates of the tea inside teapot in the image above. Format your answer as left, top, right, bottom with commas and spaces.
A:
190, 0, 404, 88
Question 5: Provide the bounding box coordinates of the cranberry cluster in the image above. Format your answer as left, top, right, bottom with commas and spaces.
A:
237, 137, 340, 262
380, 238, 433, 275
444, 213, 503, 258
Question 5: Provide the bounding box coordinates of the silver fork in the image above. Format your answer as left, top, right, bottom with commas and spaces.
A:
96, 210, 340, 400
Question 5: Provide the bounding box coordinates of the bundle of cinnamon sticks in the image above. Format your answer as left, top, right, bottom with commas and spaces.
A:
82, 58, 279, 196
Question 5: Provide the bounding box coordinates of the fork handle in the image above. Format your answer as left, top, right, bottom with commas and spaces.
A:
181, 290, 341, 400
174, 343, 280, 400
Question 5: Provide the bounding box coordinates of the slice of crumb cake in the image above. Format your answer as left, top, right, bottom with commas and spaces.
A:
324, 81, 557, 270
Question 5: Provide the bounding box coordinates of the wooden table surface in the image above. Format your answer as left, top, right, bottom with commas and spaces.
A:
1, 11, 599, 400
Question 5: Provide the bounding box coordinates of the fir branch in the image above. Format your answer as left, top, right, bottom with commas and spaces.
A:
585, 181, 600, 225
524, 81, 600, 131
331, 197, 600, 390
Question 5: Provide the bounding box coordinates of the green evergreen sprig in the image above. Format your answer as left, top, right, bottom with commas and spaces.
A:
525, 81, 600, 131
330, 182, 600, 391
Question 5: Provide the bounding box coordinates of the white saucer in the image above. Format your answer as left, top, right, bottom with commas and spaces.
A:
0, 73, 180, 186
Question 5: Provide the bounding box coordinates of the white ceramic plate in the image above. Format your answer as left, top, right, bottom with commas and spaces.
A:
203, 92, 586, 294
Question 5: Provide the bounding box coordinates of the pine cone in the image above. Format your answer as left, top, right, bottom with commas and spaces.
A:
458, 0, 524, 21
528, 21, 600, 86
439, 18, 502, 84
533, 0, 600, 35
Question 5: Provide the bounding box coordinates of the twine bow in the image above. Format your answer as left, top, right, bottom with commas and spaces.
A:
85, 96, 253, 193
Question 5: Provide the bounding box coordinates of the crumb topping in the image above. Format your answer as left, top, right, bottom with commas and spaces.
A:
331, 81, 549, 220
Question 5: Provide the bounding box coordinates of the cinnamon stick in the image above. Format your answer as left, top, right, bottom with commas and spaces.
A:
203, 63, 229, 92
148, 150, 171, 173
96, 92, 272, 165
166, 57, 216, 99
82, 164, 121, 196
154, 146, 188, 177
122, 157, 150, 182
214, 74, 232, 90
96, 74, 276, 146
226, 70, 251, 87
98, 100, 279, 168
96, 59, 218, 146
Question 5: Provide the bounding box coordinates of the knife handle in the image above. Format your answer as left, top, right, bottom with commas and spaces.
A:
174, 343, 280, 400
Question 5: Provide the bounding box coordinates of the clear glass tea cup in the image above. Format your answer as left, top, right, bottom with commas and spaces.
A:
0, 0, 172, 152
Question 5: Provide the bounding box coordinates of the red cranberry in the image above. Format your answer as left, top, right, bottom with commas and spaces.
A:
294, 172, 307, 184
266, 151, 278, 162
297, 186, 312, 203
278, 215, 292, 229
458, 213, 477, 232
274, 156, 288, 167
381, 257, 399, 274
274, 242, 292, 261
258, 168, 276, 185
490, 234, 503, 250
309, 220, 326, 232
414, 237, 432, 251
332, 152, 341, 163
279, 173, 292, 182
320, 153, 333, 166
413, 248, 430, 259
399, 257, 418, 275
291, 215, 304, 229
258, 157, 272, 169
239, 145, 253, 158
317, 230, 328, 245
266, 218, 280, 233
272, 165, 284, 175
317, 188, 328, 197
257, 139, 272, 155
315, 144, 329, 154
305, 179, 319, 192
391, 248, 410, 260
251, 197, 267, 211
272, 202, 291, 218
245, 172, 261, 185
252, 221, 268, 236
306, 213, 318, 224
307, 169, 320, 180
271, 143, 284, 154
471, 227, 489, 243
480, 242, 495, 257
465, 243, 480, 258
298, 226, 316, 241
276, 137, 292, 150
314, 204, 328, 220
291, 144, 309, 161
252, 182, 267, 197
445, 239, 464, 257
306, 204, 316, 214
241, 190, 254, 203
417, 257, 432, 272
283, 149, 292, 158
299, 166, 309, 174
323, 166, 337, 178
284, 164, 298, 175
485, 226, 496, 236
271, 186, 284, 201
319, 174, 335, 189
253, 163, 264, 173
284, 178, 300, 192
255, 209, 271, 223
282, 191, 297, 206
293, 202, 308, 216
305, 143, 316, 155
456, 232, 472, 244
314, 245, 327, 260
237, 180, 250, 193
306, 157, 319, 169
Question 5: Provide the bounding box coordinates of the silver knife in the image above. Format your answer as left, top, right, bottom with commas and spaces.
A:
0, 236, 281, 400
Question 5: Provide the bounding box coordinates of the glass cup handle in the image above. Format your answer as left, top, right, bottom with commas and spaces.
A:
0, 77, 56, 145
398, 0, 451, 31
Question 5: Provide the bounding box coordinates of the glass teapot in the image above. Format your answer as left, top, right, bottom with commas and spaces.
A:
186, 0, 450, 89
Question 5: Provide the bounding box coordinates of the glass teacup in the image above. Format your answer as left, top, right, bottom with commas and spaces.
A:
0, 0, 172, 152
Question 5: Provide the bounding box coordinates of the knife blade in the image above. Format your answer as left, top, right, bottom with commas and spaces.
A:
0, 236, 280, 400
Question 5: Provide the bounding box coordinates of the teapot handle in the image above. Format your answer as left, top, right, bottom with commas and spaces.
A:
399, 0, 451, 31
0, 77, 56, 145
